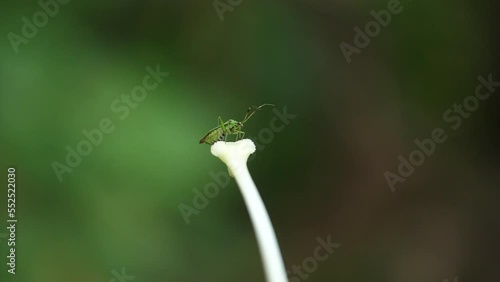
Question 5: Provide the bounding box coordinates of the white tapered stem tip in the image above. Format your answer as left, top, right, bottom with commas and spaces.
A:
211, 139, 256, 176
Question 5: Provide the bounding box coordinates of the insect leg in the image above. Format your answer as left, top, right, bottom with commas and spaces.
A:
235, 131, 244, 141
218, 116, 227, 132
239, 131, 245, 140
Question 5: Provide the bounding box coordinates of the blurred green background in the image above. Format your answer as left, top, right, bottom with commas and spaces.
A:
1, 0, 499, 281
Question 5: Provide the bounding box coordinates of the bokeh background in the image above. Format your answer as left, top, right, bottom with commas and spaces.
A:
1, 0, 499, 281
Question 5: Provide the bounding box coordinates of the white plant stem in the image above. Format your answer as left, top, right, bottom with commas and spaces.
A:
211, 139, 287, 282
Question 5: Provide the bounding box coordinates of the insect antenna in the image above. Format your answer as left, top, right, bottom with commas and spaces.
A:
242, 104, 275, 123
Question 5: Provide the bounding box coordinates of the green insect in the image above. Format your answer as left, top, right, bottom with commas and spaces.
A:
199, 104, 275, 145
